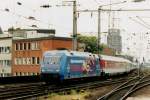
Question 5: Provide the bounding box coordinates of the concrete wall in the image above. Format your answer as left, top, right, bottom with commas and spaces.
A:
0, 37, 12, 77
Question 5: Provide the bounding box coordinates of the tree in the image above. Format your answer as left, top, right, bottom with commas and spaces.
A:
77, 35, 103, 53
77, 35, 116, 55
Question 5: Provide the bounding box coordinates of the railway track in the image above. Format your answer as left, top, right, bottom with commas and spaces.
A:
97, 75, 150, 100
0, 76, 138, 100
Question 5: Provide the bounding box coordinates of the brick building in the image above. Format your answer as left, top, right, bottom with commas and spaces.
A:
12, 37, 72, 76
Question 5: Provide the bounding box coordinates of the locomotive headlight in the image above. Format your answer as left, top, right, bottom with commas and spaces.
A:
56, 69, 59, 72
42, 69, 45, 72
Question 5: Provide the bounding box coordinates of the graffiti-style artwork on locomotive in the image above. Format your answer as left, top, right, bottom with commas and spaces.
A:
82, 55, 97, 74
68, 55, 97, 77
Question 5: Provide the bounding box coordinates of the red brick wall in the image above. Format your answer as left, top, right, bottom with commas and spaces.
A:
12, 38, 72, 76
52, 39, 72, 50
102, 47, 115, 56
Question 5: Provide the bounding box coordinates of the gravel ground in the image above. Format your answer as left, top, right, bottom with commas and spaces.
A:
126, 85, 150, 100
124, 67, 150, 100
85, 84, 119, 100
41, 84, 119, 100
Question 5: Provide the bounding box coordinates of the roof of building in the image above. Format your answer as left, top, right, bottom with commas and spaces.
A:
0, 34, 12, 39
12, 36, 72, 42
9, 29, 55, 34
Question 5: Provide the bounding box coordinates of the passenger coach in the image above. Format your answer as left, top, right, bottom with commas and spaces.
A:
99, 55, 136, 76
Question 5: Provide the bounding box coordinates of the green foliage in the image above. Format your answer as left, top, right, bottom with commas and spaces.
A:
77, 35, 103, 53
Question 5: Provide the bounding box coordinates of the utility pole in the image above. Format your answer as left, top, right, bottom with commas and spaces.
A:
57, 0, 78, 51
98, 6, 102, 54
73, 0, 77, 51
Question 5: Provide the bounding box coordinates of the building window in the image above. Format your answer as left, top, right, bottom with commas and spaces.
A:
15, 44, 18, 50
18, 58, 22, 65
27, 58, 31, 65
15, 72, 18, 76
0, 47, 1, 53
0, 74, 3, 77
32, 57, 35, 64
1, 47, 4, 53
35, 42, 40, 50
31, 42, 35, 50
7, 47, 10, 53
5, 60, 10, 67
20, 43, 23, 50
15, 58, 18, 65
4, 47, 6, 53
22, 58, 26, 65
28, 43, 31, 50
24, 43, 26, 50
37, 57, 40, 64
30, 42, 40, 50
0, 60, 1, 66
20, 72, 22, 76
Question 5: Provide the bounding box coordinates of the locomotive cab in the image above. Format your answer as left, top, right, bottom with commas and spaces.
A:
41, 51, 64, 82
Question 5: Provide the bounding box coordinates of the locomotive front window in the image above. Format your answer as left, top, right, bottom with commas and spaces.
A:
44, 56, 61, 65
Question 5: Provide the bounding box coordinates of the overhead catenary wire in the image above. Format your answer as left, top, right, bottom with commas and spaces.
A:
129, 17, 150, 30
93, 0, 100, 5
0, 0, 76, 31
136, 16, 150, 28
77, 8, 150, 12
0, 7, 72, 31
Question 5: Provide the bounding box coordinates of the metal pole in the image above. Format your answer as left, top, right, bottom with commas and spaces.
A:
73, 0, 77, 51
98, 6, 101, 54
138, 62, 140, 77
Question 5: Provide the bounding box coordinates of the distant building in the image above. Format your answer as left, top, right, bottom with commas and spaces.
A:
107, 28, 122, 54
12, 36, 72, 76
0, 33, 12, 77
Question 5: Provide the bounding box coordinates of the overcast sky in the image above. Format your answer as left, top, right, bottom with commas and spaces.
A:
1, 0, 150, 34
0, 0, 150, 62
